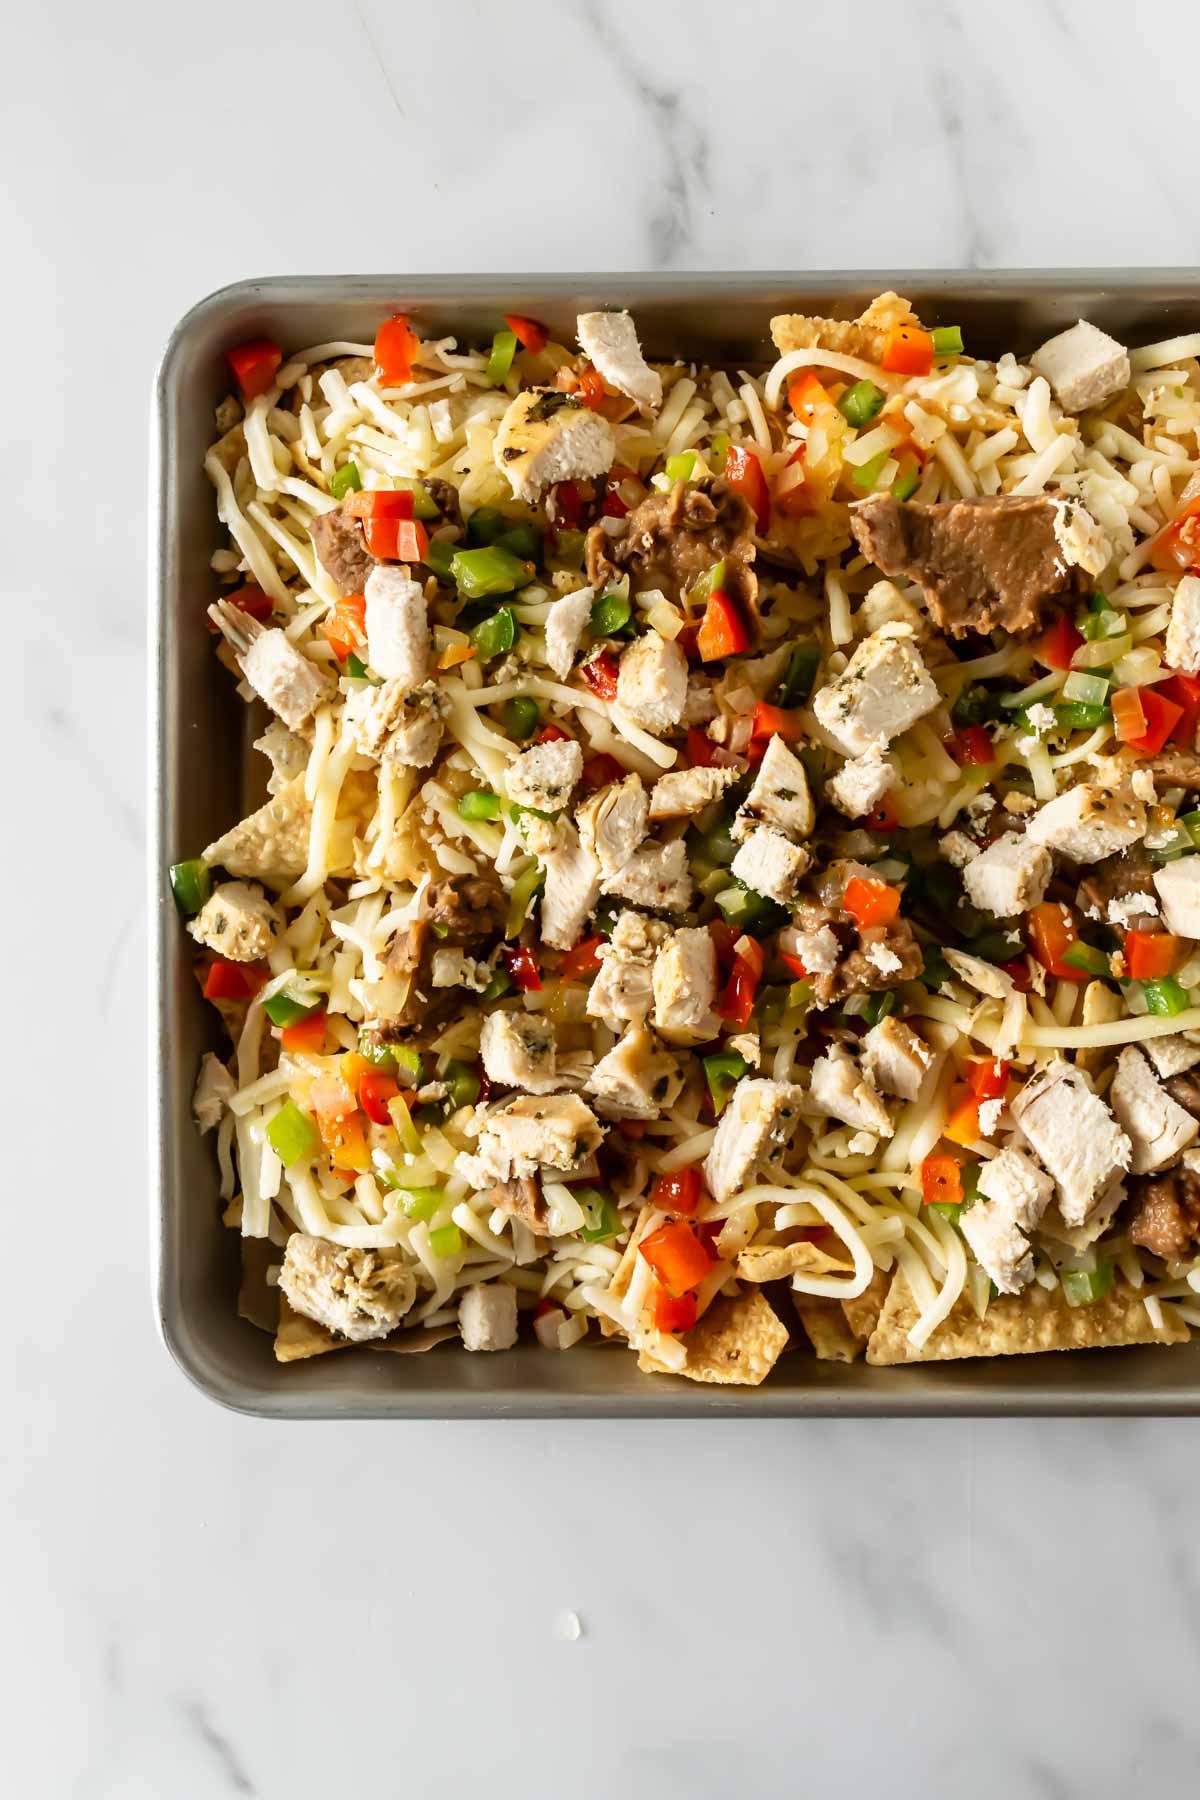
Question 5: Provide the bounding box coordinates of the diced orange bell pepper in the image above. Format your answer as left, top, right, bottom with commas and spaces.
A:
966, 1058, 1010, 1101
281, 1008, 326, 1054
1148, 493, 1200, 573
358, 1068, 401, 1126
696, 592, 750, 661
787, 369, 832, 419
715, 936, 765, 1031
1125, 930, 1184, 980
1027, 901, 1087, 981
638, 1220, 715, 1296
321, 592, 367, 662
723, 444, 771, 533
1034, 612, 1085, 670
561, 935, 604, 981
750, 701, 805, 744
1113, 685, 1183, 756
880, 325, 934, 376
651, 1282, 697, 1334
576, 363, 605, 410
374, 313, 418, 385
226, 337, 282, 400
944, 1092, 982, 1147
436, 642, 476, 671
920, 1153, 964, 1208
649, 1166, 704, 1217
311, 1075, 370, 1171
503, 313, 548, 353
842, 876, 901, 929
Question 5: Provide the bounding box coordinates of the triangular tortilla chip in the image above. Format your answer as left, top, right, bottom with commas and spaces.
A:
273, 1296, 354, 1362
842, 1266, 891, 1342
793, 1295, 863, 1363
737, 1239, 851, 1283
370, 1325, 458, 1354
770, 292, 919, 362
637, 1289, 788, 1387
865, 1270, 1189, 1365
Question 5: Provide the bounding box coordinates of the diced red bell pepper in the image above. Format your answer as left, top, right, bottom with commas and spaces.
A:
750, 701, 805, 744
865, 794, 900, 833
358, 1068, 401, 1126
707, 919, 738, 974
345, 489, 415, 521
1001, 957, 1032, 992
1113, 685, 1184, 756
715, 936, 765, 1031
1157, 671, 1200, 745
966, 1057, 1011, 1101
723, 444, 771, 533
576, 363, 605, 410
581, 651, 620, 702
943, 1091, 982, 1147
536, 723, 573, 744
686, 727, 718, 768
321, 592, 367, 662
779, 951, 810, 981
945, 725, 995, 766
696, 592, 751, 662
561, 935, 604, 981
638, 1220, 714, 1296
773, 443, 816, 520
281, 1008, 326, 1054
921, 1153, 964, 1208
651, 1282, 697, 1334
552, 480, 584, 527
1148, 493, 1200, 573
207, 583, 273, 630
650, 1165, 704, 1217
617, 1119, 647, 1140
226, 337, 282, 400
374, 313, 418, 385
503, 313, 548, 353
1027, 901, 1087, 981
843, 877, 901, 929
1125, 930, 1184, 980
581, 751, 623, 791
880, 325, 934, 376
505, 945, 543, 992
203, 959, 265, 1001
1034, 612, 1084, 670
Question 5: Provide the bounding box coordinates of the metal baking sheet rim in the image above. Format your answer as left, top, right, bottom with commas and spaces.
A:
151, 269, 1200, 1418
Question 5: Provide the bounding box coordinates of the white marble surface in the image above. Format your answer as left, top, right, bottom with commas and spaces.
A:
6, 0, 1200, 1793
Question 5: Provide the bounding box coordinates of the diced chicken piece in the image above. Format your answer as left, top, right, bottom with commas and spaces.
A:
1143, 1033, 1200, 1079
577, 310, 663, 413
807, 1045, 894, 1138
790, 924, 839, 975
203, 777, 314, 887
459, 1281, 519, 1352
683, 673, 718, 726
704, 1077, 805, 1202
188, 880, 281, 962
962, 832, 1053, 918
603, 838, 692, 912
587, 910, 667, 1030
1010, 1059, 1131, 1225
652, 926, 719, 1045
363, 564, 429, 689
456, 1094, 604, 1189
1109, 1046, 1199, 1175
812, 623, 939, 757
1049, 498, 1110, 579
736, 735, 815, 840
730, 825, 810, 905
1153, 858, 1200, 937
479, 1010, 561, 1094
578, 774, 649, 875
648, 765, 737, 820
277, 1235, 416, 1343
1165, 575, 1200, 675
430, 948, 492, 993
960, 1205, 1035, 1296
193, 1052, 234, 1133
504, 738, 583, 813
826, 747, 897, 820
210, 603, 336, 730
1030, 319, 1131, 415
586, 1026, 681, 1119
943, 948, 1015, 999
344, 677, 448, 768
543, 585, 594, 680
975, 1146, 1055, 1231
539, 822, 601, 951
860, 1016, 933, 1103
615, 631, 688, 734
1026, 782, 1146, 863
494, 389, 615, 502
254, 720, 309, 791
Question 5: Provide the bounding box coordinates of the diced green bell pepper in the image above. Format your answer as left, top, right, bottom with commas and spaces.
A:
344, 651, 370, 681
851, 450, 891, 492
589, 590, 632, 636
1061, 940, 1112, 978
697, 818, 738, 867
169, 858, 211, 916
466, 505, 508, 545
927, 1200, 963, 1224
459, 790, 503, 822
503, 696, 540, 740
495, 522, 542, 562
951, 683, 1001, 727
861, 990, 898, 1027
357, 1031, 397, 1074
1141, 977, 1189, 1017
469, 605, 519, 660
263, 988, 321, 1028
391, 1045, 423, 1088
1061, 1261, 1115, 1307
422, 537, 458, 583
931, 325, 964, 356
716, 880, 787, 937
455, 547, 532, 602
892, 458, 921, 501
429, 1222, 463, 1258
330, 460, 362, 500
576, 1187, 621, 1243
505, 861, 545, 938
703, 1051, 749, 1116
838, 379, 885, 427
393, 477, 441, 520
1053, 701, 1111, 731
486, 328, 518, 386
688, 559, 726, 606
777, 641, 821, 706
709, 432, 730, 469
387, 1184, 444, 1222
443, 1060, 481, 1110
267, 1100, 320, 1167
664, 451, 696, 483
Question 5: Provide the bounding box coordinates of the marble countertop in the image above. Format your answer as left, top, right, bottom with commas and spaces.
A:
7, 0, 1200, 1793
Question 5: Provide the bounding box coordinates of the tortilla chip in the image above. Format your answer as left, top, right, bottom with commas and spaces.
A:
638, 1289, 788, 1387
793, 1295, 863, 1363
736, 1240, 851, 1283
273, 1296, 354, 1363
237, 1239, 280, 1334
371, 1325, 458, 1354
865, 1270, 1189, 1366
770, 291, 919, 362
841, 1266, 891, 1342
